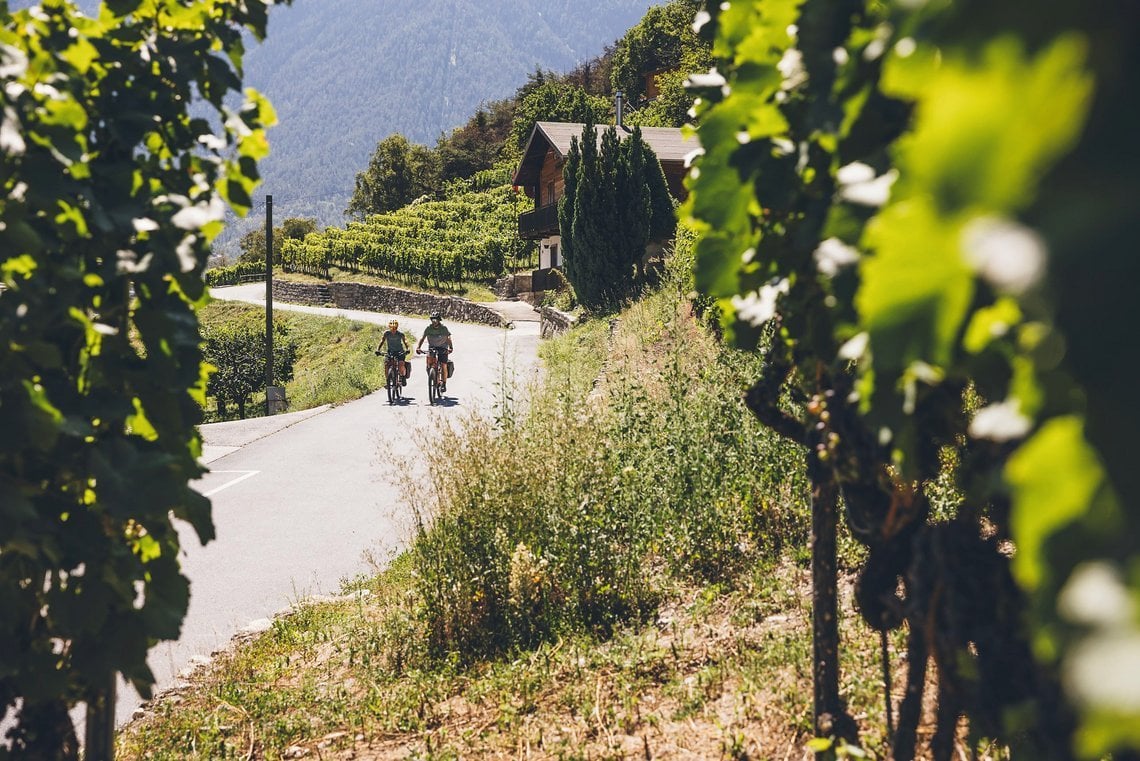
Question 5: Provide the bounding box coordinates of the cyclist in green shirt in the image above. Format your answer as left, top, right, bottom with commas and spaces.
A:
416, 313, 453, 391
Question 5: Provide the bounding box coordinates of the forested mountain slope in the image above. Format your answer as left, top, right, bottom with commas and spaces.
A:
240, 0, 657, 228
9, 0, 657, 237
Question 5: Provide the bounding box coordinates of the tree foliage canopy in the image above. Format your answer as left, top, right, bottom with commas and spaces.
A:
437, 99, 516, 184
238, 216, 318, 265
345, 134, 440, 220
509, 80, 611, 150
610, 0, 710, 126
0, 0, 285, 753
203, 316, 297, 420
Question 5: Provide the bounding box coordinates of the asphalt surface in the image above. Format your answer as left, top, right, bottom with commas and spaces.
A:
118, 285, 543, 723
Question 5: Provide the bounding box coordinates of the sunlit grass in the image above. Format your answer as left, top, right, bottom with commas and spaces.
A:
117, 553, 917, 760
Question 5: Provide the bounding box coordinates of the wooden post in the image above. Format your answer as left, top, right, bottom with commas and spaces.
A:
84, 673, 115, 760
810, 450, 841, 734
265, 194, 274, 414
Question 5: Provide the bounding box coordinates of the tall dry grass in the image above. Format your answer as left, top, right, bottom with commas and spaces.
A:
405, 245, 811, 662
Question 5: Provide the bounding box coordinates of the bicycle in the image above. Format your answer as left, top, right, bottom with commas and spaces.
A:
376, 350, 405, 404
419, 346, 451, 404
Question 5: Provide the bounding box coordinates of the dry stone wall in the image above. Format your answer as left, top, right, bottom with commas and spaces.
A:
272, 281, 330, 306
492, 271, 548, 306
272, 281, 506, 327
539, 305, 576, 338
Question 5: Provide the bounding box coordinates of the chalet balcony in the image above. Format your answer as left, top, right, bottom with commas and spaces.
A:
518, 203, 559, 240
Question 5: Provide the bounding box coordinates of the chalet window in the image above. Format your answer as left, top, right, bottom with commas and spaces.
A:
546, 181, 555, 207
550, 243, 559, 268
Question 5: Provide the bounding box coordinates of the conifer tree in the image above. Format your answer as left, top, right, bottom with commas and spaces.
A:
640, 134, 677, 243
566, 120, 608, 306
618, 127, 652, 280
596, 127, 629, 303
558, 133, 581, 277
560, 123, 677, 309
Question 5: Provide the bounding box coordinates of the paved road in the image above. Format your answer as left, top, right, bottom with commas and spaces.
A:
120, 286, 542, 722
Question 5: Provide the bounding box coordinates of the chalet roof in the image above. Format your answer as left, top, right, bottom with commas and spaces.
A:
511, 121, 700, 187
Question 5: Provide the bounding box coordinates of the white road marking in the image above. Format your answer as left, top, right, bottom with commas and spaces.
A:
202, 470, 260, 497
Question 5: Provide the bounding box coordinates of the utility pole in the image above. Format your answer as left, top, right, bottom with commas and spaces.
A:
264, 195, 273, 389
265, 194, 276, 415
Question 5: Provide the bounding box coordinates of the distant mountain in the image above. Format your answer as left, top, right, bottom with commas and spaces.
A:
8, 0, 658, 248
245, 0, 656, 223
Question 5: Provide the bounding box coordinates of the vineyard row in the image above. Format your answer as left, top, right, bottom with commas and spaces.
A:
281, 185, 534, 288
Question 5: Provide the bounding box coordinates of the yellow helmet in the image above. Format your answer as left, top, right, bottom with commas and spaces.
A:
388, 320, 398, 329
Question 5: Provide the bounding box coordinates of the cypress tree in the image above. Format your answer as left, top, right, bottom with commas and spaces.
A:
570, 122, 610, 306
560, 122, 679, 309
595, 126, 628, 303
559, 134, 580, 273
641, 133, 677, 243
619, 127, 652, 282
562, 121, 599, 305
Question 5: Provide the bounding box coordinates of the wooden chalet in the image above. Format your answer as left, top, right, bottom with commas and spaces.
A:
510, 121, 699, 270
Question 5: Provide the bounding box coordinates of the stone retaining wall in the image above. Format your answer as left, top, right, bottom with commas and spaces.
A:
272, 280, 506, 327
493, 270, 574, 308
273, 280, 331, 306
539, 305, 576, 338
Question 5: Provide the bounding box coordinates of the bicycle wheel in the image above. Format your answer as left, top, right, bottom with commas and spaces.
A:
428, 363, 439, 404
386, 366, 396, 404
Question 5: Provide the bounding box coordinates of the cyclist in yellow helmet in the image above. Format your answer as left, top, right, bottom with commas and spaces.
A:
377, 319, 410, 385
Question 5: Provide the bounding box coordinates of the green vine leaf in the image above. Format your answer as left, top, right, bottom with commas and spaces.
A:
1006, 416, 1106, 590
884, 36, 1093, 212
859, 198, 973, 372
1, 0, 290, 749
689, 0, 1136, 753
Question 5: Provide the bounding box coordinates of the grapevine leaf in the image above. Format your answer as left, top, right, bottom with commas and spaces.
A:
20, 380, 64, 450
884, 36, 1092, 212
963, 298, 1020, 354
1006, 416, 1105, 590
858, 198, 973, 372
62, 37, 99, 75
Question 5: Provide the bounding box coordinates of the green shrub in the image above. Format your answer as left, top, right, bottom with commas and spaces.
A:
202, 314, 296, 419
197, 303, 390, 419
